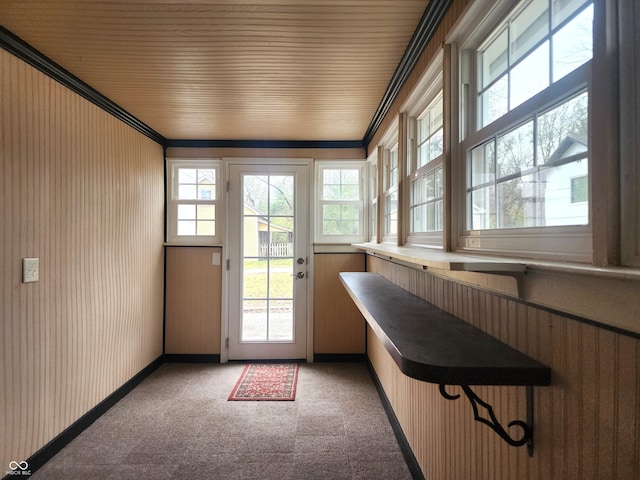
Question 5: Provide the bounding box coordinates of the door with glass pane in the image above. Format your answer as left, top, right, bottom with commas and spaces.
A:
227, 164, 308, 360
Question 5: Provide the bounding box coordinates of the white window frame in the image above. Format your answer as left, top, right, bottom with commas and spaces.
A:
378, 117, 400, 244
403, 55, 445, 248
453, 0, 595, 262
166, 158, 223, 245
367, 151, 379, 243
382, 144, 399, 243
314, 161, 367, 244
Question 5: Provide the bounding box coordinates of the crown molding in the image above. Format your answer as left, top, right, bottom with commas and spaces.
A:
0, 26, 167, 146
362, 0, 452, 149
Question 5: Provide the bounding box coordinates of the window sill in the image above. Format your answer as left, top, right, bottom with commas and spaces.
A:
354, 242, 640, 280
352, 242, 526, 273
164, 242, 224, 248
313, 244, 365, 254
353, 242, 640, 336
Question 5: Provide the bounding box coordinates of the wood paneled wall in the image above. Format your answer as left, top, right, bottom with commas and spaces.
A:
366, 255, 640, 480
165, 247, 222, 354
163, 251, 365, 356
313, 253, 366, 354
0, 49, 165, 469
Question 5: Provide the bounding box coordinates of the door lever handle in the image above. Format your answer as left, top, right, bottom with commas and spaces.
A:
291, 272, 305, 279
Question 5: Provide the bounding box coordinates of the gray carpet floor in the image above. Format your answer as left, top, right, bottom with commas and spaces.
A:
32, 362, 413, 480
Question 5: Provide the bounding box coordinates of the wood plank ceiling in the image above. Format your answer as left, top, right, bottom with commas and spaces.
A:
0, 0, 432, 142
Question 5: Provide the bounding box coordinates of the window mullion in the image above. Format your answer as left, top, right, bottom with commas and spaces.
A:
376, 146, 385, 242
620, 0, 640, 266
399, 112, 409, 246
444, 42, 459, 251
591, 0, 620, 266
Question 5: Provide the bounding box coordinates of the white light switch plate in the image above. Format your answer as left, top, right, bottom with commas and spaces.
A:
212, 252, 221, 266
23, 258, 39, 283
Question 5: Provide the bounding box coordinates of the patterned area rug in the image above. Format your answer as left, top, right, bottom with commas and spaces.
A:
228, 363, 299, 401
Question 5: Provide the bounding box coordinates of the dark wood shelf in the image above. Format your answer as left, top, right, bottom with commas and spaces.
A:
340, 272, 551, 386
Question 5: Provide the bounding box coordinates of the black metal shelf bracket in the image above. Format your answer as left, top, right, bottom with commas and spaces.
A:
439, 384, 535, 456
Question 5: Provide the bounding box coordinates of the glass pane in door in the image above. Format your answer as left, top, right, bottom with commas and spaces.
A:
241, 175, 295, 342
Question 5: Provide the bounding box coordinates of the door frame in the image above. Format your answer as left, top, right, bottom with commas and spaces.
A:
221, 158, 314, 363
